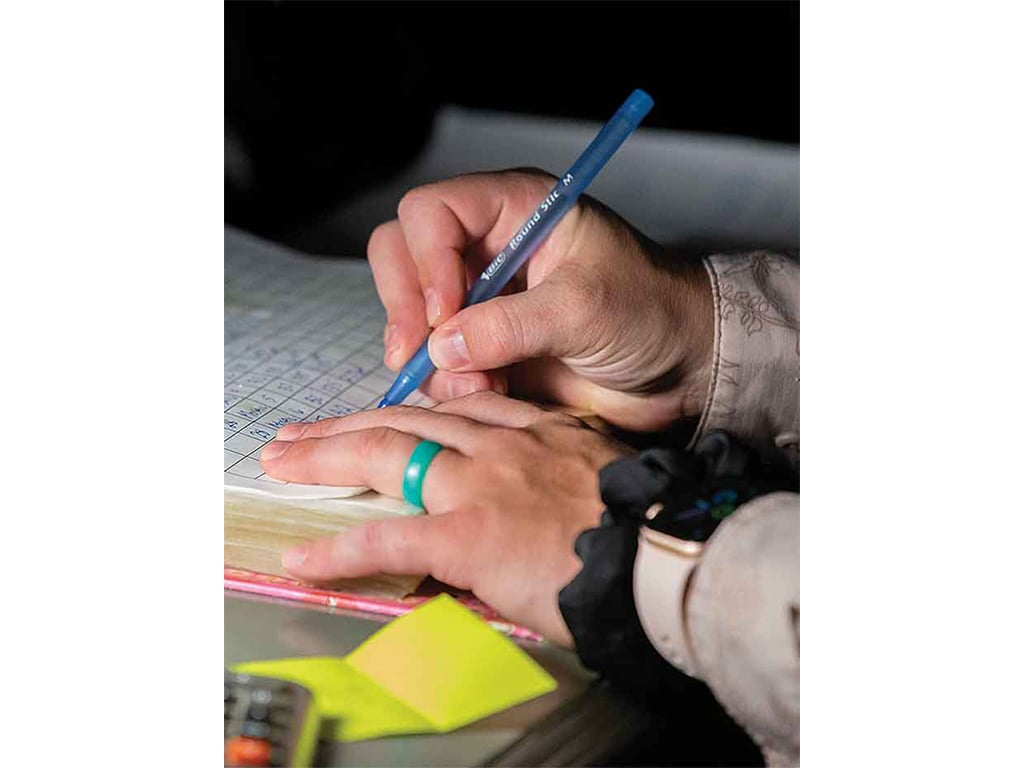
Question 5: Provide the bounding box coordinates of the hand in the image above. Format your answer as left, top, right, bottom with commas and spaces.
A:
260, 392, 629, 646
370, 170, 714, 431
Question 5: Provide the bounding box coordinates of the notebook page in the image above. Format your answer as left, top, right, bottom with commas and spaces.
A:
224, 228, 429, 500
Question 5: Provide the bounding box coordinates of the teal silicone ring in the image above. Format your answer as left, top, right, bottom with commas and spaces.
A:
402, 440, 444, 508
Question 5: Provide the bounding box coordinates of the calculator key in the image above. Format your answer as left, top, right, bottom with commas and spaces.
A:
250, 688, 272, 705
245, 702, 269, 722
225, 735, 271, 767
240, 719, 271, 740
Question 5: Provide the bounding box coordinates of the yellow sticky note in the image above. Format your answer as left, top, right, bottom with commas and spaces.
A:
232, 656, 432, 742
347, 594, 558, 731
232, 595, 557, 742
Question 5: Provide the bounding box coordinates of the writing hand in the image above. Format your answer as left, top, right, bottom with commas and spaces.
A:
370, 170, 714, 431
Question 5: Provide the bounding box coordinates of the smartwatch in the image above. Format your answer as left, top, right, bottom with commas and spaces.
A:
633, 486, 741, 674
559, 431, 796, 693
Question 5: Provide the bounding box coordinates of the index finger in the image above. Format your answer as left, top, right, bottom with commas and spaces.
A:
367, 220, 429, 369
395, 172, 556, 327
261, 427, 467, 513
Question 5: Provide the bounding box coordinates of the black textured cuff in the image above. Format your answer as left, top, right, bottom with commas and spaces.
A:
557, 431, 797, 700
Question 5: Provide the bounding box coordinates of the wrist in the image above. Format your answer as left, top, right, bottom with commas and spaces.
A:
667, 260, 715, 417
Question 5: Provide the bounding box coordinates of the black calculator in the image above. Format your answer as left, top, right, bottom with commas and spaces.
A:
224, 670, 320, 767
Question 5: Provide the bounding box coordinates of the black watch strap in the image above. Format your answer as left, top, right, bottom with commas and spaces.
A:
558, 430, 797, 698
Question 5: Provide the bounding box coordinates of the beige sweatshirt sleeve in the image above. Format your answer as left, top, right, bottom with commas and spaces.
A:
691, 252, 800, 466
635, 253, 801, 765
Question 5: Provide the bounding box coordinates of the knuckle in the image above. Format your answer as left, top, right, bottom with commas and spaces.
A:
397, 187, 430, 220
426, 526, 467, 585
367, 221, 389, 252
500, 425, 534, 448
547, 410, 584, 429
483, 300, 527, 358
304, 417, 336, 437
356, 427, 400, 461
505, 167, 558, 193
520, 421, 567, 453
283, 438, 316, 464
366, 222, 398, 263
358, 521, 386, 557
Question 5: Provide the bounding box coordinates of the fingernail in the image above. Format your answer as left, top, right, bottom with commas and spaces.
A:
384, 323, 402, 364
261, 440, 290, 461
282, 543, 309, 571
429, 325, 470, 369
275, 424, 304, 440
448, 375, 482, 399
425, 287, 442, 325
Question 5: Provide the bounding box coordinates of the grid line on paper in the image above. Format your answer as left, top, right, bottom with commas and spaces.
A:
224, 338, 384, 473
224, 311, 380, 431
224, 234, 430, 487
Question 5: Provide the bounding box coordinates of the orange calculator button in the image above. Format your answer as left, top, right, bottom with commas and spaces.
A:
225, 735, 271, 766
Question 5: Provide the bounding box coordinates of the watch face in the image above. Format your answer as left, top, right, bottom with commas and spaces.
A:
646, 488, 740, 542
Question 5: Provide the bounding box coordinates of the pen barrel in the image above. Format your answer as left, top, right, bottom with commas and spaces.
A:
465, 191, 574, 305
466, 89, 653, 307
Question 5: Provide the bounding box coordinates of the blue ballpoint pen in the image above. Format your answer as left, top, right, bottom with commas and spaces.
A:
378, 88, 654, 408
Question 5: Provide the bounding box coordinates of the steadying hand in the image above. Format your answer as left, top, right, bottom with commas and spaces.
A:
261, 392, 629, 646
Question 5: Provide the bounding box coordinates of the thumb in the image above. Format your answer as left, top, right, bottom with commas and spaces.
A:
428, 279, 586, 372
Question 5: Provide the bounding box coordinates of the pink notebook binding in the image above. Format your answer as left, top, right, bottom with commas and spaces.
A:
224, 568, 542, 641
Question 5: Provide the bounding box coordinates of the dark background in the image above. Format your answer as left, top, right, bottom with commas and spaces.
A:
226, 1, 798, 247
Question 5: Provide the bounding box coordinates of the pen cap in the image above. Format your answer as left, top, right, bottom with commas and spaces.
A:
623, 88, 655, 118
565, 89, 654, 195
